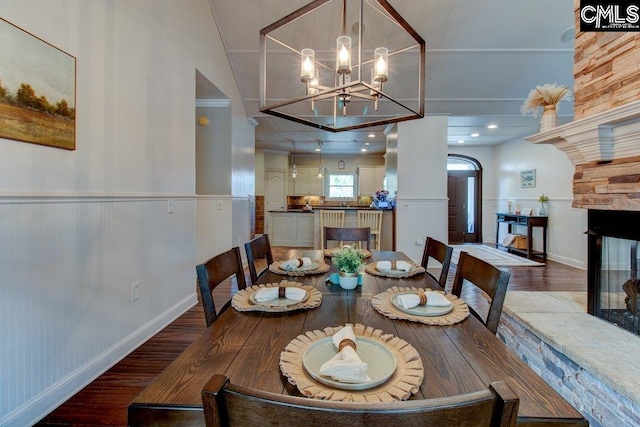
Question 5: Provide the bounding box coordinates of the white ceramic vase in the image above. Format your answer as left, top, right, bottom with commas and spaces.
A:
338, 271, 358, 290
539, 105, 557, 132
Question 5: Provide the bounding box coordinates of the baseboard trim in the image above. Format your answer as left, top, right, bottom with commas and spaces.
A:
2, 293, 198, 427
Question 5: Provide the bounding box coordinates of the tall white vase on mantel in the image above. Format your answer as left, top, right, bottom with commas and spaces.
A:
539, 104, 558, 132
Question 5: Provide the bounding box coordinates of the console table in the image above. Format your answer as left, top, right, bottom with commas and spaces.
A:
495, 213, 548, 262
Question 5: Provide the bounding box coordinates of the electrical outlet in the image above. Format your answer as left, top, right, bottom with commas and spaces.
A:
217, 201, 224, 210
131, 281, 141, 302
167, 199, 174, 214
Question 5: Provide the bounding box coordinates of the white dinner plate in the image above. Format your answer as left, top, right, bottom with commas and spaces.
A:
249, 289, 308, 307
302, 336, 397, 391
282, 261, 321, 272
376, 267, 411, 277
391, 292, 453, 317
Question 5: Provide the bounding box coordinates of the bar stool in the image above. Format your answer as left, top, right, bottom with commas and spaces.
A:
358, 210, 383, 250
319, 210, 345, 248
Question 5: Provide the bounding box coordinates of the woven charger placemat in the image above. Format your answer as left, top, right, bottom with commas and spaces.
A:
324, 248, 372, 259
232, 281, 322, 313
279, 323, 423, 402
372, 286, 470, 326
269, 260, 330, 276
364, 262, 425, 278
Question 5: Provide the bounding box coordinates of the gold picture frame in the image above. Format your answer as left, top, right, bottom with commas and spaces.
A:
0, 18, 76, 150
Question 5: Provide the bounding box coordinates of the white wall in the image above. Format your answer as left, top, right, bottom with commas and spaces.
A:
396, 117, 449, 262
493, 139, 587, 268
0, 1, 252, 425
449, 141, 586, 267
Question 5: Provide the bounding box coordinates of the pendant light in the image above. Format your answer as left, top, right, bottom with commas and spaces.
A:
316, 141, 323, 178
291, 141, 298, 178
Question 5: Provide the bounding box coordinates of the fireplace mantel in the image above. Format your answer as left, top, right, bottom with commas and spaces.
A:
526, 99, 640, 166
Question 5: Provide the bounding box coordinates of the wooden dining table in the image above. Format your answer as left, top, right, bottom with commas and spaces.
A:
128, 250, 587, 426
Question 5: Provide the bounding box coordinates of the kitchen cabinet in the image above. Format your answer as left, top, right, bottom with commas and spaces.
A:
270, 211, 315, 246
294, 168, 324, 196
358, 166, 385, 195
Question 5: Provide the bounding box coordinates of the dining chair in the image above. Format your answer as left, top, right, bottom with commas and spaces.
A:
319, 210, 345, 248
420, 236, 453, 289
451, 251, 511, 335
244, 234, 273, 285
357, 210, 383, 250
202, 374, 519, 427
323, 227, 370, 250
196, 247, 247, 327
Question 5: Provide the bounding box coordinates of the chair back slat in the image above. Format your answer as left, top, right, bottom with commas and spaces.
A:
420, 237, 453, 288
244, 234, 274, 285
357, 210, 383, 250
202, 374, 518, 427
451, 251, 511, 334
196, 247, 246, 327
323, 227, 370, 250
319, 210, 345, 248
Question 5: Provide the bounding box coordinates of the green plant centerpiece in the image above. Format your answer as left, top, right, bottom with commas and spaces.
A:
331, 246, 364, 290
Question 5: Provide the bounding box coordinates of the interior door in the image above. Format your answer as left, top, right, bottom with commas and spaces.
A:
266, 171, 285, 210
448, 171, 480, 243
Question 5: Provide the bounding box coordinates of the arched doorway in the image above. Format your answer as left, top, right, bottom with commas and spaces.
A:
448, 155, 482, 244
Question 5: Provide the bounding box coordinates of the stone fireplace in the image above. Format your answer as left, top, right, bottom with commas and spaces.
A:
527, 99, 640, 334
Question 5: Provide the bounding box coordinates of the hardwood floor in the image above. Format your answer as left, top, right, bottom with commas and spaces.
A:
36, 245, 586, 426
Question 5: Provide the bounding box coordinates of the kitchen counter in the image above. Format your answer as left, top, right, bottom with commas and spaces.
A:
267, 208, 394, 249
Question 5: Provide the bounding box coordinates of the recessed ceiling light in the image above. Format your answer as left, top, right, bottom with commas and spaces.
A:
368, 133, 375, 138
471, 133, 479, 137
457, 140, 465, 144
487, 124, 498, 129
365, 142, 370, 145
361, 148, 367, 152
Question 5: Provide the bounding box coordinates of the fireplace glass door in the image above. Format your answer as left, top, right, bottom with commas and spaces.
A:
597, 236, 640, 334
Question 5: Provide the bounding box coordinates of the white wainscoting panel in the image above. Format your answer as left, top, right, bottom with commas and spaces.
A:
395, 198, 448, 263
232, 196, 250, 265
0, 197, 197, 426
196, 196, 233, 265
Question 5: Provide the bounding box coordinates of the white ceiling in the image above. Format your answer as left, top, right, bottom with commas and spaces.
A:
205, 0, 575, 155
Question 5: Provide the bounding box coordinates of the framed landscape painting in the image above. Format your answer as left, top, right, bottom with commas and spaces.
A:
0, 18, 76, 150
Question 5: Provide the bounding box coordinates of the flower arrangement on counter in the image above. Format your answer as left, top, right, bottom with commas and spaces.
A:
521, 83, 571, 116
371, 189, 390, 209
538, 194, 549, 203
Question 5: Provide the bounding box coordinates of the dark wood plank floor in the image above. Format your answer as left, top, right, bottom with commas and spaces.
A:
36, 246, 586, 426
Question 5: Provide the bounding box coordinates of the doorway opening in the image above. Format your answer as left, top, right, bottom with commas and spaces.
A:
448, 154, 482, 244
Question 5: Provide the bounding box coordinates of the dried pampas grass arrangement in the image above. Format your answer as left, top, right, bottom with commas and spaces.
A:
521, 83, 571, 116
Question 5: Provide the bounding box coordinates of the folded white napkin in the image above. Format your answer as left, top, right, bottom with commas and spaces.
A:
280, 257, 312, 271
376, 260, 412, 272
397, 291, 451, 309
254, 286, 307, 302
318, 326, 371, 384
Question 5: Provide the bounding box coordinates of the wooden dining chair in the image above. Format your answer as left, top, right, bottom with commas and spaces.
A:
196, 247, 246, 327
451, 251, 511, 335
357, 210, 383, 250
244, 234, 273, 285
420, 236, 453, 289
202, 374, 519, 427
323, 227, 370, 250
319, 210, 345, 248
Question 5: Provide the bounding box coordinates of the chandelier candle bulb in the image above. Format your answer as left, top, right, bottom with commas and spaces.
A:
374, 47, 388, 82
336, 36, 351, 74
300, 48, 315, 83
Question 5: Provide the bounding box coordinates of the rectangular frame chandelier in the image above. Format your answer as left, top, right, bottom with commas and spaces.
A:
259, 0, 425, 132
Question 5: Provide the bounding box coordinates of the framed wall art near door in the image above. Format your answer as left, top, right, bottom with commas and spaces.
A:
0, 18, 76, 150
520, 169, 536, 188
